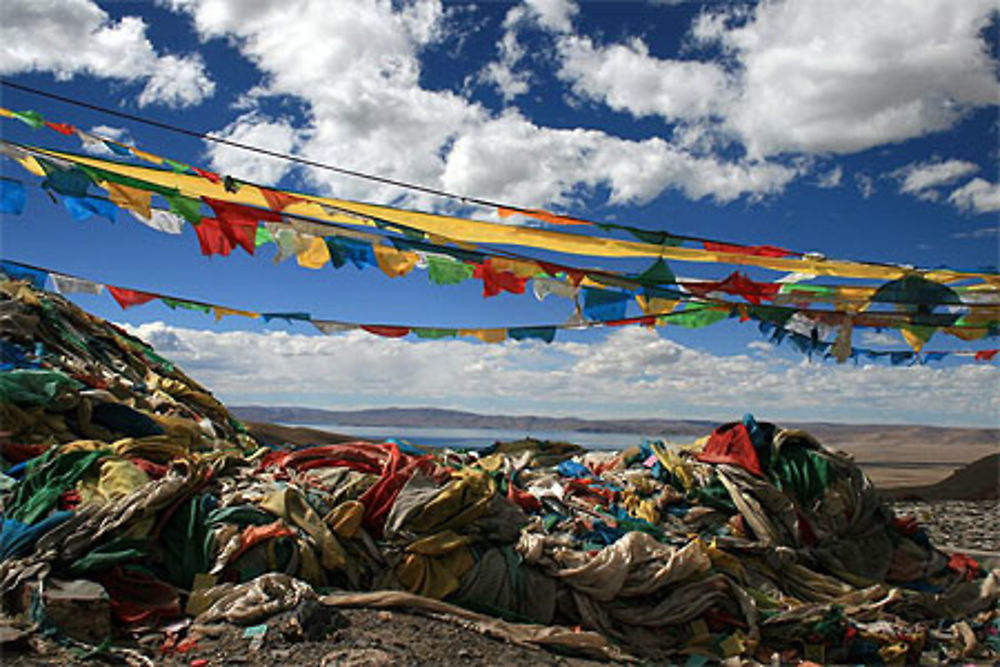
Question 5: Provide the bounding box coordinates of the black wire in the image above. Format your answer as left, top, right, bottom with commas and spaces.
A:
0, 78, 769, 251
2, 79, 996, 278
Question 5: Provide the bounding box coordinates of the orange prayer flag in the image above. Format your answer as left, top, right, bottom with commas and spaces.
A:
496, 206, 590, 227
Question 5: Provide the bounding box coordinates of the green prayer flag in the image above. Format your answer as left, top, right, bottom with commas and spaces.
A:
901, 324, 937, 344
625, 227, 682, 246
747, 305, 794, 326
255, 225, 275, 247
78, 165, 177, 197
637, 258, 676, 286
164, 158, 192, 174
161, 297, 210, 314
780, 284, 834, 296
164, 193, 204, 224
595, 222, 681, 246
414, 327, 457, 339
12, 110, 45, 129
508, 326, 557, 343
587, 273, 636, 290
665, 305, 731, 328
427, 256, 474, 285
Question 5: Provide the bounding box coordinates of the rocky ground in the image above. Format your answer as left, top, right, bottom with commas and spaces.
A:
889, 499, 1000, 552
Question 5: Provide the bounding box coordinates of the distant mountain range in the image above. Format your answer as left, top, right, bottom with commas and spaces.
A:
230, 405, 717, 436
229, 405, 999, 444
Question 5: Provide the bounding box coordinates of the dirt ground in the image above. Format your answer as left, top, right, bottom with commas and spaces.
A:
2, 605, 612, 667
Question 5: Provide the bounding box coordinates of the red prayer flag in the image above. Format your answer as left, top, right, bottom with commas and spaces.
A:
604, 315, 656, 328
192, 166, 222, 184
203, 198, 284, 255
45, 121, 76, 136
537, 261, 585, 286
695, 423, 763, 476
472, 259, 528, 297
683, 271, 779, 305
361, 325, 411, 338
974, 349, 998, 361
218, 218, 257, 255
204, 197, 282, 224
260, 187, 303, 212
193, 218, 236, 256
703, 241, 791, 258
106, 286, 157, 310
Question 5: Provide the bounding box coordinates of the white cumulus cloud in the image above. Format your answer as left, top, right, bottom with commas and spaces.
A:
948, 178, 1000, 214
203, 113, 302, 185
162, 0, 805, 209
546, 0, 999, 160
557, 35, 733, 122
122, 322, 999, 427
0, 0, 214, 107
710, 0, 1000, 157
891, 159, 980, 201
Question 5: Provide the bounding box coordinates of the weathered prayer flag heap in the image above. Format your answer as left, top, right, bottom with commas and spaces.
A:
0, 279, 997, 663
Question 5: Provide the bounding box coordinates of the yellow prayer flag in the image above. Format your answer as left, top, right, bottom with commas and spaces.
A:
900, 328, 927, 353
22, 144, 1000, 286
11, 153, 45, 177
459, 328, 507, 343
213, 306, 260, 322
296, 236, 331, 269
944, 326, 988, 341
130, 148, 164, 165
636, 294, 680, 316
104, 182, 152, 219
490, 257, 541, 278
373, 244, 419, 278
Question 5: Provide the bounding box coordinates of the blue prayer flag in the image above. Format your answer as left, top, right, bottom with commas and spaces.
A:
0, 179, 26, 215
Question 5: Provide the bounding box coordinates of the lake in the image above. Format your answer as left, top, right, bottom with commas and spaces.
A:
278, 423, 690, 450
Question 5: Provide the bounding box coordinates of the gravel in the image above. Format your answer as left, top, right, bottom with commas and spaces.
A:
889, 499, 1000, 552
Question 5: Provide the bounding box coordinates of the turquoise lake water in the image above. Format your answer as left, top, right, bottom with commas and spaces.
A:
279, 423, 689, 450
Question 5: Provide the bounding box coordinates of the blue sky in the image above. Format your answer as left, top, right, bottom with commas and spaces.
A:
1, 0, 998, 427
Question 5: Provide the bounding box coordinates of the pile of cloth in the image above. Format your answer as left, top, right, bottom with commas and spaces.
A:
1, 278, 998, 663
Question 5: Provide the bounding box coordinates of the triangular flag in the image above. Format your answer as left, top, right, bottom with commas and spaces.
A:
107, 286, 156, 309
129, 209, 186, 234
260, 187, 303, 212
637, 258, 676, 286
11, 110, 45, 129
361, 325, 410, 338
